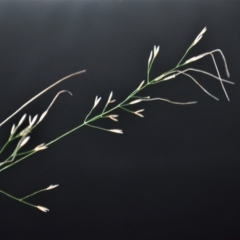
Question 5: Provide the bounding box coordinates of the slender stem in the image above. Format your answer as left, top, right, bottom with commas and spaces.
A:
86, 124, 111, 132
177, 44, 193, 67
0, 139, 11, 154
20, 188, 47, 200
120, 106, 135, 114
0, 190, 36, 208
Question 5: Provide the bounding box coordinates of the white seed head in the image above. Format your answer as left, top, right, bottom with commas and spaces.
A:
107, 91, 113, 103
108, 115, 119, 122
198, 26, 207, 37
19, 126, 31, 136
136, 80, 145, 91
10, 124, 16, 135
109, 129, 123, 134
129, 99, 142, 105
153, 45, 160, 58
163, 74, 176, 81
109, 99, 116, 103
34, 143, 47, 151
17, 113, 27, 127
38, 110, 48, 123
134, 109, 145, 118
154, 73, 166, 82
20, 136, 30, 148
192, 27, 207, 46
46, 184, 59, 190
148, 50, 153, 66
184, 53, 207, 64
36, 206, 49, 213
93, 96, 101, 108
30, 114, 38, 126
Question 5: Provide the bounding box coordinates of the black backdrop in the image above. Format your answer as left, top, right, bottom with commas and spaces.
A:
0, 1, 239, 240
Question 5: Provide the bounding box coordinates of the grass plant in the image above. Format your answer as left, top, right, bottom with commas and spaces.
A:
0, 27, 234, 212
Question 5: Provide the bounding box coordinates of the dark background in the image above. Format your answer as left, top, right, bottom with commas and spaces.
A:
0, 1, 239, 240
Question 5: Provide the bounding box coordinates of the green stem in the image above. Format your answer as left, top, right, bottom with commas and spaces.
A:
176, 42, 194, 67
0, 38, 196, 174
0, 140, 10, 154
119, 106, 135, 114
0, 189, 36, 208
20, 188, 47, 200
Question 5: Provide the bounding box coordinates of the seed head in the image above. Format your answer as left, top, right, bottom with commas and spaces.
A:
134, 109, 144, 118
36, 206, 49, 213
38, 110, 48, 124
108, 115, 119, 122
163, 74, 176, 81
148, 50, 153, 66
109, 129, 123, 134
107, 91, 113, 103
20, 136, 30, 148
192, 26, 207, 46
17, 113, 27, 127
93, 96, 101, 108
29, 114, 38, 127
34, 143, 47, 151
153, 45, 160, 58
136, 80, 145, 91
46, 184, 59, 190
10, 124, 16, 135
129, 99, 142, 105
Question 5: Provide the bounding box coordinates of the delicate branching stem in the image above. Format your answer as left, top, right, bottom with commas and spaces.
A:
0, 190, 37, 208
0, 184, 58, 212
0, 27, 233, 212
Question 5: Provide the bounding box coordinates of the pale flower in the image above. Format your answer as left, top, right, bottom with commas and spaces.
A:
17, 113, 27, 127
93, 96, 101, 108
109, 129, 123, 134
36, 206, 49, 213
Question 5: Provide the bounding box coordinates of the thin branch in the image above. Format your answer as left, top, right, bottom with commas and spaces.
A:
0, 70, 86, 127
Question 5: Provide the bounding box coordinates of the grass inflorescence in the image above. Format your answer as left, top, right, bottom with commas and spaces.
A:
0, 27, 234, 212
